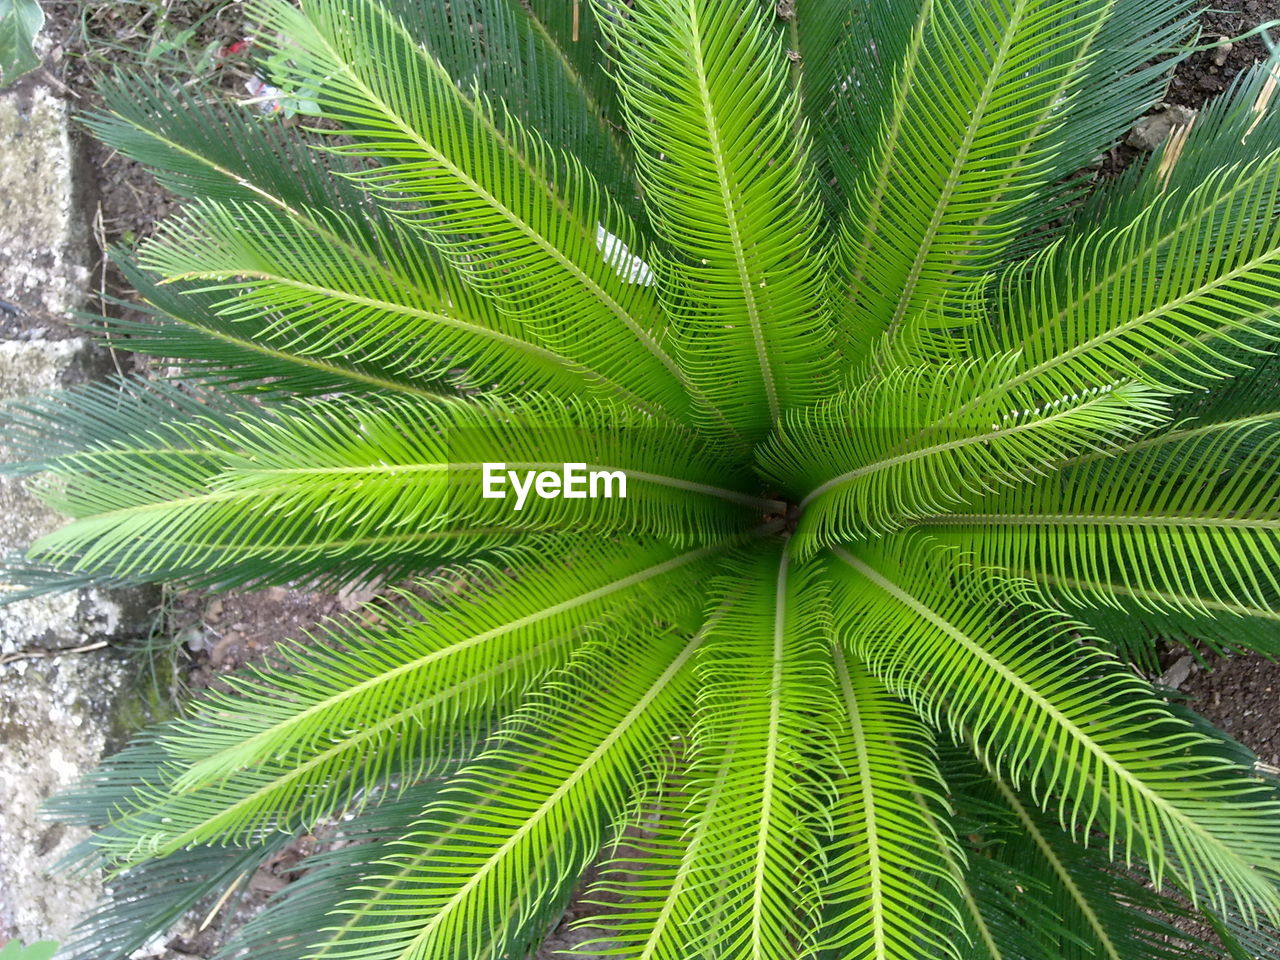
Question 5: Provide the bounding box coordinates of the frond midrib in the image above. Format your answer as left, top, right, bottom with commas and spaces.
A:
684, 0, 780, 425
312, 790, 511, 956
991, 773, 1123, 960
883, 0, 1034, 336
962, 9, 1109, 233
894, 755, 996, 959
830, 645, 890, 960
749, 545, 790, 956
147, 296, 451, 402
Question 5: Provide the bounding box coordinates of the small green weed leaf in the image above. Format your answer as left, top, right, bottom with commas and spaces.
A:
0, 942, 58, 960
0, 0, 43, 85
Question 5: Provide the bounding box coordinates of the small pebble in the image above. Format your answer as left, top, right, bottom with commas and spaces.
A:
1126, 104, 1197, 151
1213, 37, 1233, 67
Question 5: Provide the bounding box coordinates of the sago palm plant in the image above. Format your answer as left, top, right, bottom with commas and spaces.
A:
6, 0, 1280, 957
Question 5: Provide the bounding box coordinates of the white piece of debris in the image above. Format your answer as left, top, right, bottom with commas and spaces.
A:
596, 224, 654, 286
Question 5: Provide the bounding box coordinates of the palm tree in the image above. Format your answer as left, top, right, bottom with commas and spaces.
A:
6, 0, 1280, 957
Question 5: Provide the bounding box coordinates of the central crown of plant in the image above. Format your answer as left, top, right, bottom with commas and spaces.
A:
9, 1, 1280, 959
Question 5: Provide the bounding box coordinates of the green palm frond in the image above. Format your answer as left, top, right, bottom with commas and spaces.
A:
780, 0, 867, 208
582, 547, 834, 960
90, 539, 713, 860
58, 835, 289, 960
42, 733, 295, 960
835, 0, 1123, 357
946, 751, 1222, 960
981, 150, 1280, 396
104, 260, 462, 401
45, 729, 181, 849
1066, 599, 1280, 670
800, 1, 920, 213
82, 73, 358, 210
19, 392, 505, 583
377, 0, 637, 213
508, 0, 625, 148
820, 648, 966, 959
918, 412, 1280, 623
248, 0, 695, 428
597, 0, 836, 439
828, 540, 1280, 921
307, 625, 703, 960
2, 377, 247, 477
928, 820, 1064, 960
995, 0, 1198, 244
761, 358, 1169, 553
19, 1, 1280, 957
495, 0, 627, 177
806, 0, 1194, 223
83, 80, 515, 400
936, 344, 1280, 664
213, 781, 449, 960
138, 198, 629, 401
575, 772, 707, 960
1163, 709, 1280, 958
1082, 52, 1280, 229
18, 390, 762, 588
672, 548, 831, 959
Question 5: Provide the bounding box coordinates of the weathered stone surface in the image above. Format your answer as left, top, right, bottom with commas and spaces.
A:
0, 338, 138, 649
2, 339, 96, 648
0, 84, 91, 321
0, 77, 146, 946
0, 652, 128, 943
